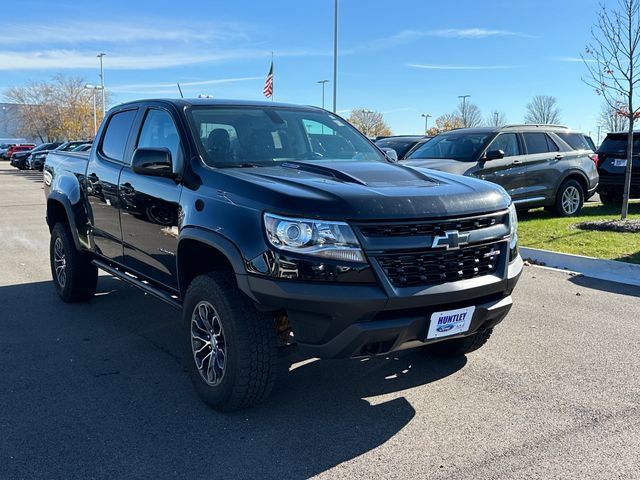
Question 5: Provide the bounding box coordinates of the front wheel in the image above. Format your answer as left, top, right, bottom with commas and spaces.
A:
183, 273, 278, 411
50, 223, 98, 302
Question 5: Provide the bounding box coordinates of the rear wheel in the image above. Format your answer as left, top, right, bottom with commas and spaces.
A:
428, 328, 493, 357
50, 222, 98, 302
599, 191, 622, 208
553, 179, 584, 216
183, 273, 278, 411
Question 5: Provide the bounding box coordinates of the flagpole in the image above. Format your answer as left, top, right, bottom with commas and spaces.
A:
271, 51, 274, 102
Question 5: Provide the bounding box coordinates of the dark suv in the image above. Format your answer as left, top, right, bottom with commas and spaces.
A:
596, 132, 640, 206
405, 125, 599, 216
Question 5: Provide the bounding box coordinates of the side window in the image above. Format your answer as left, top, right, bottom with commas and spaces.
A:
488, 133, 520, 157
546, 134, 560, 152
137, 109, 183, 163
101, 110, 137, 162
523, 133, 552, 154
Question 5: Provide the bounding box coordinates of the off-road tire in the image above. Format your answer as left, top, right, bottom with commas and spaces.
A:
50, 222, 98, 302
428, 328, 493, 357
183, 273, 278, 412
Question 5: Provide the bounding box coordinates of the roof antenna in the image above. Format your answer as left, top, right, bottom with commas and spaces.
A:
177, 82, 184, 98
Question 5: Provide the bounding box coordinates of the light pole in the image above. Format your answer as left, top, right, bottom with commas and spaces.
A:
97, 53, 106, 115
458, 94, 470, 127
317, 80, 329, 109
421, 113, 432, 134
85, 84, 103, 138
362, 109, 374, 137
332, 0, 338, 113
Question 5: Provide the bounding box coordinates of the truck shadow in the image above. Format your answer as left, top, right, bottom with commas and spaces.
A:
0, 277, 466, 479
0, 167, 44, 184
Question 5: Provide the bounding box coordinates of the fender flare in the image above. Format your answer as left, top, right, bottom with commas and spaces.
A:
47, 192, 82, 251
177, 227, 255, 300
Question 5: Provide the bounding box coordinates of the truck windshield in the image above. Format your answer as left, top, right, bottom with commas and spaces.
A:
189, 107, 384, 168
406, 132, 493, 162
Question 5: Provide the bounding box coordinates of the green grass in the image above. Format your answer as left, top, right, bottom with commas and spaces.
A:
518, 200, 640, 264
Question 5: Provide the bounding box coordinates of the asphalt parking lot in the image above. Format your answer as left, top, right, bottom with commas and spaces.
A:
1, 161, 639, 480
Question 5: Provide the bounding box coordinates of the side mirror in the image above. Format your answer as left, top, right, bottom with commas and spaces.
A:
484, 149, 505, 161
381, 147, 399, 162
131, 147, 174, 178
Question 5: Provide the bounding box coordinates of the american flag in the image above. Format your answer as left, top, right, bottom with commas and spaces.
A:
263, 61, 274, 98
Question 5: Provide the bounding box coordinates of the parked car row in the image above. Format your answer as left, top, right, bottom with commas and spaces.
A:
6, 140, 92, 171
374, 125, 599, 216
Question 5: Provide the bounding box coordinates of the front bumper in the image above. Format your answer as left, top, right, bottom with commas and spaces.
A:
244, 253, 523, 358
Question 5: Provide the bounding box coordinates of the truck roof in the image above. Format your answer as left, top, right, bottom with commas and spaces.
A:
113, 98, 323, 111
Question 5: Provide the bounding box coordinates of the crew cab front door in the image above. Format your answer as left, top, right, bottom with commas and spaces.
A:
118, 107, 183, 291
86, 108, 138, 262
473, 133, 529, 202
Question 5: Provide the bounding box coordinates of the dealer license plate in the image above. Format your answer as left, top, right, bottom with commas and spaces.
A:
427, 306, 476, 339
614, 159, 628, 167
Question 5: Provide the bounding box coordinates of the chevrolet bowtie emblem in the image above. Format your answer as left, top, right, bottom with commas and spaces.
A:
431, 230, 470, 250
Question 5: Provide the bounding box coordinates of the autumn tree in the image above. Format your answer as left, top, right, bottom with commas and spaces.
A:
347, 109, 392, 137
426, 113, 464, 136
524, 95, 561, 124
599, 100, 629, 133
583, 0, 640, 219
4, 74, 105, 142
486, 110, 508, 127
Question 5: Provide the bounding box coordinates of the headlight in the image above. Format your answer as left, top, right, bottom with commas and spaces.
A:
264, 213, 366, 263
508, 203, 518, 250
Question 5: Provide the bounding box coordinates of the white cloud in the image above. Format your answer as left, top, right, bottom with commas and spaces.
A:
0, 48, 326, 71
408, 63, 521, 70
552, 56, 596, 63
0, 21, 250, 45
110, 76, 264, 94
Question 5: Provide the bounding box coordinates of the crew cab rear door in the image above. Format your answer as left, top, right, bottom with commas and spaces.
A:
86, 107, 138, 262
118, 106, 184, 291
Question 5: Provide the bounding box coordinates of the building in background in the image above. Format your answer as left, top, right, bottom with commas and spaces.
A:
0, 103, 39, 144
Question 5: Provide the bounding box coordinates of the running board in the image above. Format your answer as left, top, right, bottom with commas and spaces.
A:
92, 259, 182, 310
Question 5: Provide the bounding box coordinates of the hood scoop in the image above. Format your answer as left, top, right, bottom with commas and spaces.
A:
280, 161, 368, 186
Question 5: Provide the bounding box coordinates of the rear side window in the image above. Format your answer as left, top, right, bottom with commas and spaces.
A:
523, 133, 558, 154
556, 132, 590, 150
101, 109, 137, 161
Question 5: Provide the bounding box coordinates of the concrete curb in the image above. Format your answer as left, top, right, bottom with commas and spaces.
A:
520, 247, 640, 287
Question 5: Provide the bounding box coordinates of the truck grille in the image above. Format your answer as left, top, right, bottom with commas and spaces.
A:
358, 212, 507, 238
376, 242, 503, 288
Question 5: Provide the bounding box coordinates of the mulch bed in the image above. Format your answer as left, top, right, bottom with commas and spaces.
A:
576, 219, 640, 233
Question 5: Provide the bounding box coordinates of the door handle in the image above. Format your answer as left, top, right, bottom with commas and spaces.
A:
88, 173, 98, 182
121, 182, 135, 194
512, 159, 522, 164
554, 154, 564, 160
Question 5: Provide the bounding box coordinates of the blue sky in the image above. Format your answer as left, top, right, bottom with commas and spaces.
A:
1, 0, 607, 138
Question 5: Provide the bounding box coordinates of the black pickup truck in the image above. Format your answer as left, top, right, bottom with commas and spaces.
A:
44, 99, 522, 411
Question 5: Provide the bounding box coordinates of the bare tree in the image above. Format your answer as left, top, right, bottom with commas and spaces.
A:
347, 109, 392, 138
486, 110, 508, 127
599, 100, 629, 133
4, 74, 104, 142
583, 0, 640, 219
426, 113, 464, 136
524, 95, 562, 124
457, 100, 482, 128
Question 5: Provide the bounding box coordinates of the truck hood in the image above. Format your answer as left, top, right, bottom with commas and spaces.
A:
213, 160, 510, 220
402, 158, 475, 176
